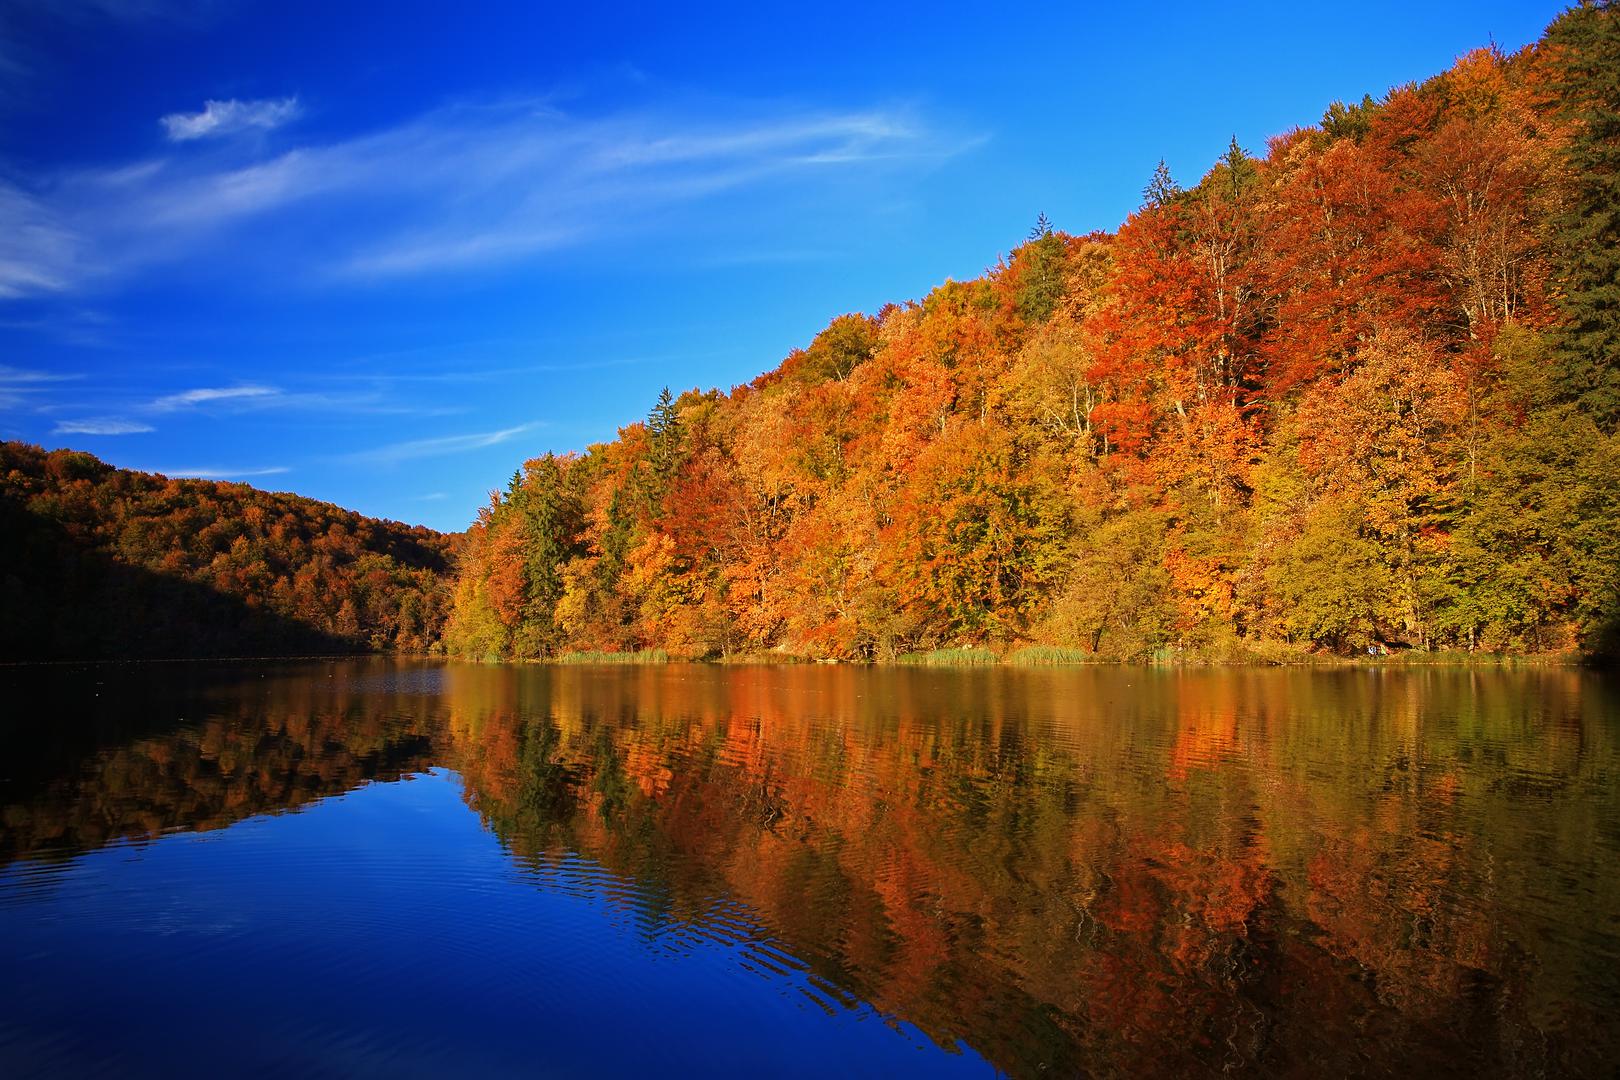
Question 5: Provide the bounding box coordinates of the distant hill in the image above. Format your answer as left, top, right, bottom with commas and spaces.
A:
0, 442, 456, 660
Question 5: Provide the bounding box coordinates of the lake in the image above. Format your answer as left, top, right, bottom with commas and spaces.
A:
1, 659, 1617, 1077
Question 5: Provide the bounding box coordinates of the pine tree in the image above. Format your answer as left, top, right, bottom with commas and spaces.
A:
1142, 159, 1180, 209
1015, 214, 1066, 324
648, 386, 684, 479
1220, 137, 1257, 197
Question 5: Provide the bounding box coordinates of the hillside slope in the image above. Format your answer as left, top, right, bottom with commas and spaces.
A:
0, 443, 455, 660
446, 5, 1620, 662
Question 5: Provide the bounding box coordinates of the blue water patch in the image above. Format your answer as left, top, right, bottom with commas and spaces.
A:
0, 767, 990, 1078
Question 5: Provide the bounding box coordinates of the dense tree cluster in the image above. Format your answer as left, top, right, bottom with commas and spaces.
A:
450, 10, 1620, 661
0, 443, 455, 659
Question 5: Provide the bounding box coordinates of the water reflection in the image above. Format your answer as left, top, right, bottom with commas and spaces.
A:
1, 660, 1617, 1077
0, 662, 439, 863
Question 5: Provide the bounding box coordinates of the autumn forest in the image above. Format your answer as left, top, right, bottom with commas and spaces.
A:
0, 441, 453, 659
445, 7, 1620, 663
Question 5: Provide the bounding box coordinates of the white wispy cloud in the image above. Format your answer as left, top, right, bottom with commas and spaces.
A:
53, 416, 153, 434
142, 384, 443, 416
0, 96, 970, 298
152, 465, 290, 479
0, 181, 84, 297
347, 422, 542, 465
0, 363, 82, 385
14, 378, 446, 428
0, 364, 82, 411
161, 97, 301, 142
151, 384, 279, 409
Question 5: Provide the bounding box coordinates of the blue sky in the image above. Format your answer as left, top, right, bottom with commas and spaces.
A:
0, 0, 1565, 532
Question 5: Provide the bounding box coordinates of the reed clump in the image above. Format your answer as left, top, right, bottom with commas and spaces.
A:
552, 649, 671, 665
1006, 645, 1095, 666
894, 648, 999, 666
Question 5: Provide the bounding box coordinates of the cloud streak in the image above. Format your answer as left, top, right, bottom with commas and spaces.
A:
151, 384, 280, 409
0, 363, 83, 385
53, 416, 153, 434
150, 465, 290, 479
0, 96, 970, 298
161, 97, 301, 141
0, 181, 84, 297
347, 422, 542, 465
0, 364, 83, 411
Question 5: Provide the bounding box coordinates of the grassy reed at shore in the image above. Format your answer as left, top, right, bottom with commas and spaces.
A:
894, 648, 999, 666
551, 649, 671, 665
715, 650, 812, 665
460, 645, 1587, 668
1006, 645, 1097, 666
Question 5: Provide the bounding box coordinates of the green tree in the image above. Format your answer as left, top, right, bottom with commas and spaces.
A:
1013, 216, 1067, 326
1546, 0, 1620, 429
648, 387, 684, 479
1041, 507, 1175, 658
1263, 499, 1396, 652
1142, 159, 1181, 209
507, 454, 587, 656
1451, 327, 1620, 653
1321, 94, 1379, 142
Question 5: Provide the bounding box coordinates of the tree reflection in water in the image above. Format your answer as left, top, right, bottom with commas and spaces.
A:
440, 664, 1620, 1078
1, 660, 1615, 1077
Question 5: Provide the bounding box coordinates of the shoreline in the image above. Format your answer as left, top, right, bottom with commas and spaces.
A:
1, 648, 1603, 670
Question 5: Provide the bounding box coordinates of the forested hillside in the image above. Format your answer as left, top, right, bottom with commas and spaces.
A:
447, 4, 1620, 662
0, 443, 454, 659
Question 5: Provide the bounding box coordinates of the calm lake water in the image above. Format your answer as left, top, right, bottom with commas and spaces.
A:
1, 659, 1617, 1077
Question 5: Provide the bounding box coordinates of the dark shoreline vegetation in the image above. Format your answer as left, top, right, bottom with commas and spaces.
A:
0, 442, 455, 661
0, 650, 1590, 670
4, 4, 1619, 667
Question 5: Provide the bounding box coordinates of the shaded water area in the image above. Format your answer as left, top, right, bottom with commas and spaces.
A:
1, 660, 1618, 1077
